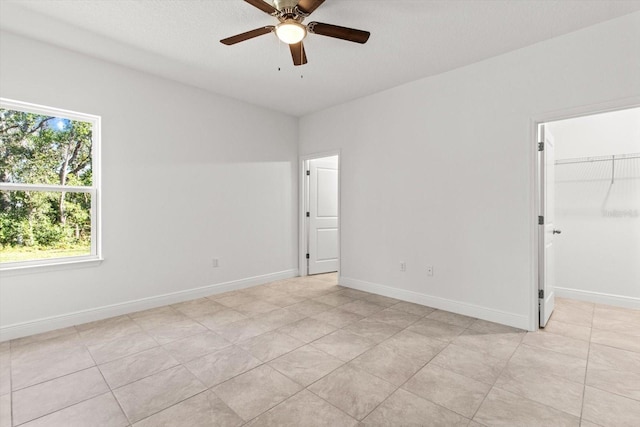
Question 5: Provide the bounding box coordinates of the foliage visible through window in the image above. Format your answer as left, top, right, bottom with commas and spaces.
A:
0, 100, 99, 267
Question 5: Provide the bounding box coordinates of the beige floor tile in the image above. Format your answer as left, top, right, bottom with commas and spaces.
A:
133, 390, 243, 427
213, 365, 301, 421
87, 331, 158, 364
508, 344, 587, 384
12, 367, 108, 425
452, 329, 522, 361
522, 330, 590, 359
312, 308, 364, 328
185, 345, 261, 387
147, 318, 208, 345
0, 352, 9, 395
246, 389, 357, 427
210, 318, 270, 343
11, 342, 95, 390
586, 364, 640, 400
76, 315, 143, 346
335, 288, 370, 300
0, 393, 10, 427
308, 364, 396, 420
380, 329, 448, 363
238, 331, 304, 362
550, 304, 594, 328
216, 293, 259, 308
343, 319, 401, 343
350, 343, 425, 386
364, 308, 421, 328
20, 392, 128, 427
130, 308, 189, 330
360, 293, 400, 308
171, 298, 226, 318
99, 346, 179, 389
10, 327, 77, 349
468, 319, 524, 334
277, 317, 337, 342
592, 306, 640, 336
311, 329, 376, 362
403, 364, 490, 418
589, 343, 640, 373
162, 331, 231, 363
591, 328, 640, 353
426, 310, 476, 328
312, 292, 355, 307
390, 301, 435, 316
113, 365, 205, 423
362, 388, 469, 426
474, 388, 579, 426
431, 344, 506, 385
495, 364, 584, 417
268, 344, 343, 387
582, 386, 640, 427
262, 293, 307, 307
339, 300, 385, 317
253, 308, 306, 330
287, 300, 334, 316
194, 309, 247, 329
10, 332, 83, 360
242, 286, 286, 299
406, 318, 465, 341
542, 319, 592, 342
235, 300, 281, 317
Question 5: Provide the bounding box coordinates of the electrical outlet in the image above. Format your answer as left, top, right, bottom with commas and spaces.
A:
427, 265, 433, 276
212, 258, 219, 268
400, 262, 406, 272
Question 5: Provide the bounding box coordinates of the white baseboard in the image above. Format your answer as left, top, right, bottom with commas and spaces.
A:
0, 269, 298, 342
339, 276, 531, 330
555, 286, 640, 310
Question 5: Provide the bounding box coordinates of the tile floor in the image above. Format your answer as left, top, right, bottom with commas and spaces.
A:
1, 274, 639, 426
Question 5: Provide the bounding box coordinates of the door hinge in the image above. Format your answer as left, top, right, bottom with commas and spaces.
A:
538, 142, 544, 151
538, 289, 544, 299
306, 212, 310, 217
538, 215, 544, 225
306, 170, 310, 176
306, 253, 310, 259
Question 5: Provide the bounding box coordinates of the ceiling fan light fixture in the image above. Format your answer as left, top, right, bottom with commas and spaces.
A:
275, 21, 306, 44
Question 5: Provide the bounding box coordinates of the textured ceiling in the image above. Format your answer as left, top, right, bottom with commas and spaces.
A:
1, 0, 640, 116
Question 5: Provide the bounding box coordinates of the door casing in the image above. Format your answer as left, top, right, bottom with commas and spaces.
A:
530, 96, 640, 331
299, 150, 341, 277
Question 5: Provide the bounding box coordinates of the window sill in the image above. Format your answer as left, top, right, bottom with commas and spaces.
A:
0, 257, 103, 276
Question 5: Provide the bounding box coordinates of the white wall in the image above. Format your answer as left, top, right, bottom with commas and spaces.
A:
299, 12, 640, 329
0, 32, 299, 339
548, 109, 640, 308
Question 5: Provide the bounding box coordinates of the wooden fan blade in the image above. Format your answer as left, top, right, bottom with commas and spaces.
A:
297, 0, 325, 15
307, 22, 370, 44
289, 42, 308, 66
244, 0, 278, 15
220, 26, 275, 45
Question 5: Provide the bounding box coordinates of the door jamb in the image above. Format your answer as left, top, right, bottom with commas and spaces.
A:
529, 97, 640, 331
299, 150, 341, 277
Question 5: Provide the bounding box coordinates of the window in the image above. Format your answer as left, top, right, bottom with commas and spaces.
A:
0, 99, 101, 270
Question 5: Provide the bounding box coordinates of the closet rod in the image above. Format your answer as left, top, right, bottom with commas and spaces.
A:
555, 153, 640, 165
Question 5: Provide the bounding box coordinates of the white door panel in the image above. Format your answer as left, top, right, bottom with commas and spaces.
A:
539, 125, 556, 327
308, 156, 338, 275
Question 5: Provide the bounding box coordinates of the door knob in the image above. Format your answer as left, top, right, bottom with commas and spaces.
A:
553, 229, 562, 234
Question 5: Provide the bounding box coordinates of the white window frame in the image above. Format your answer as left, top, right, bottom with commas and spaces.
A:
0, 98, 102, 271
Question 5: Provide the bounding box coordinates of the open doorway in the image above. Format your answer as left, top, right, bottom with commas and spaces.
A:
536, 106, 640, 328
299, 152, 340, 277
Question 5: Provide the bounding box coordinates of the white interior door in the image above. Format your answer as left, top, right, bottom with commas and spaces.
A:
539, 125, 556, 327
307, 156, 338, 275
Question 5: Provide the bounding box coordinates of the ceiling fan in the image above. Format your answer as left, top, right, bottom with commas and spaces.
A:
220, 0, 370, 66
